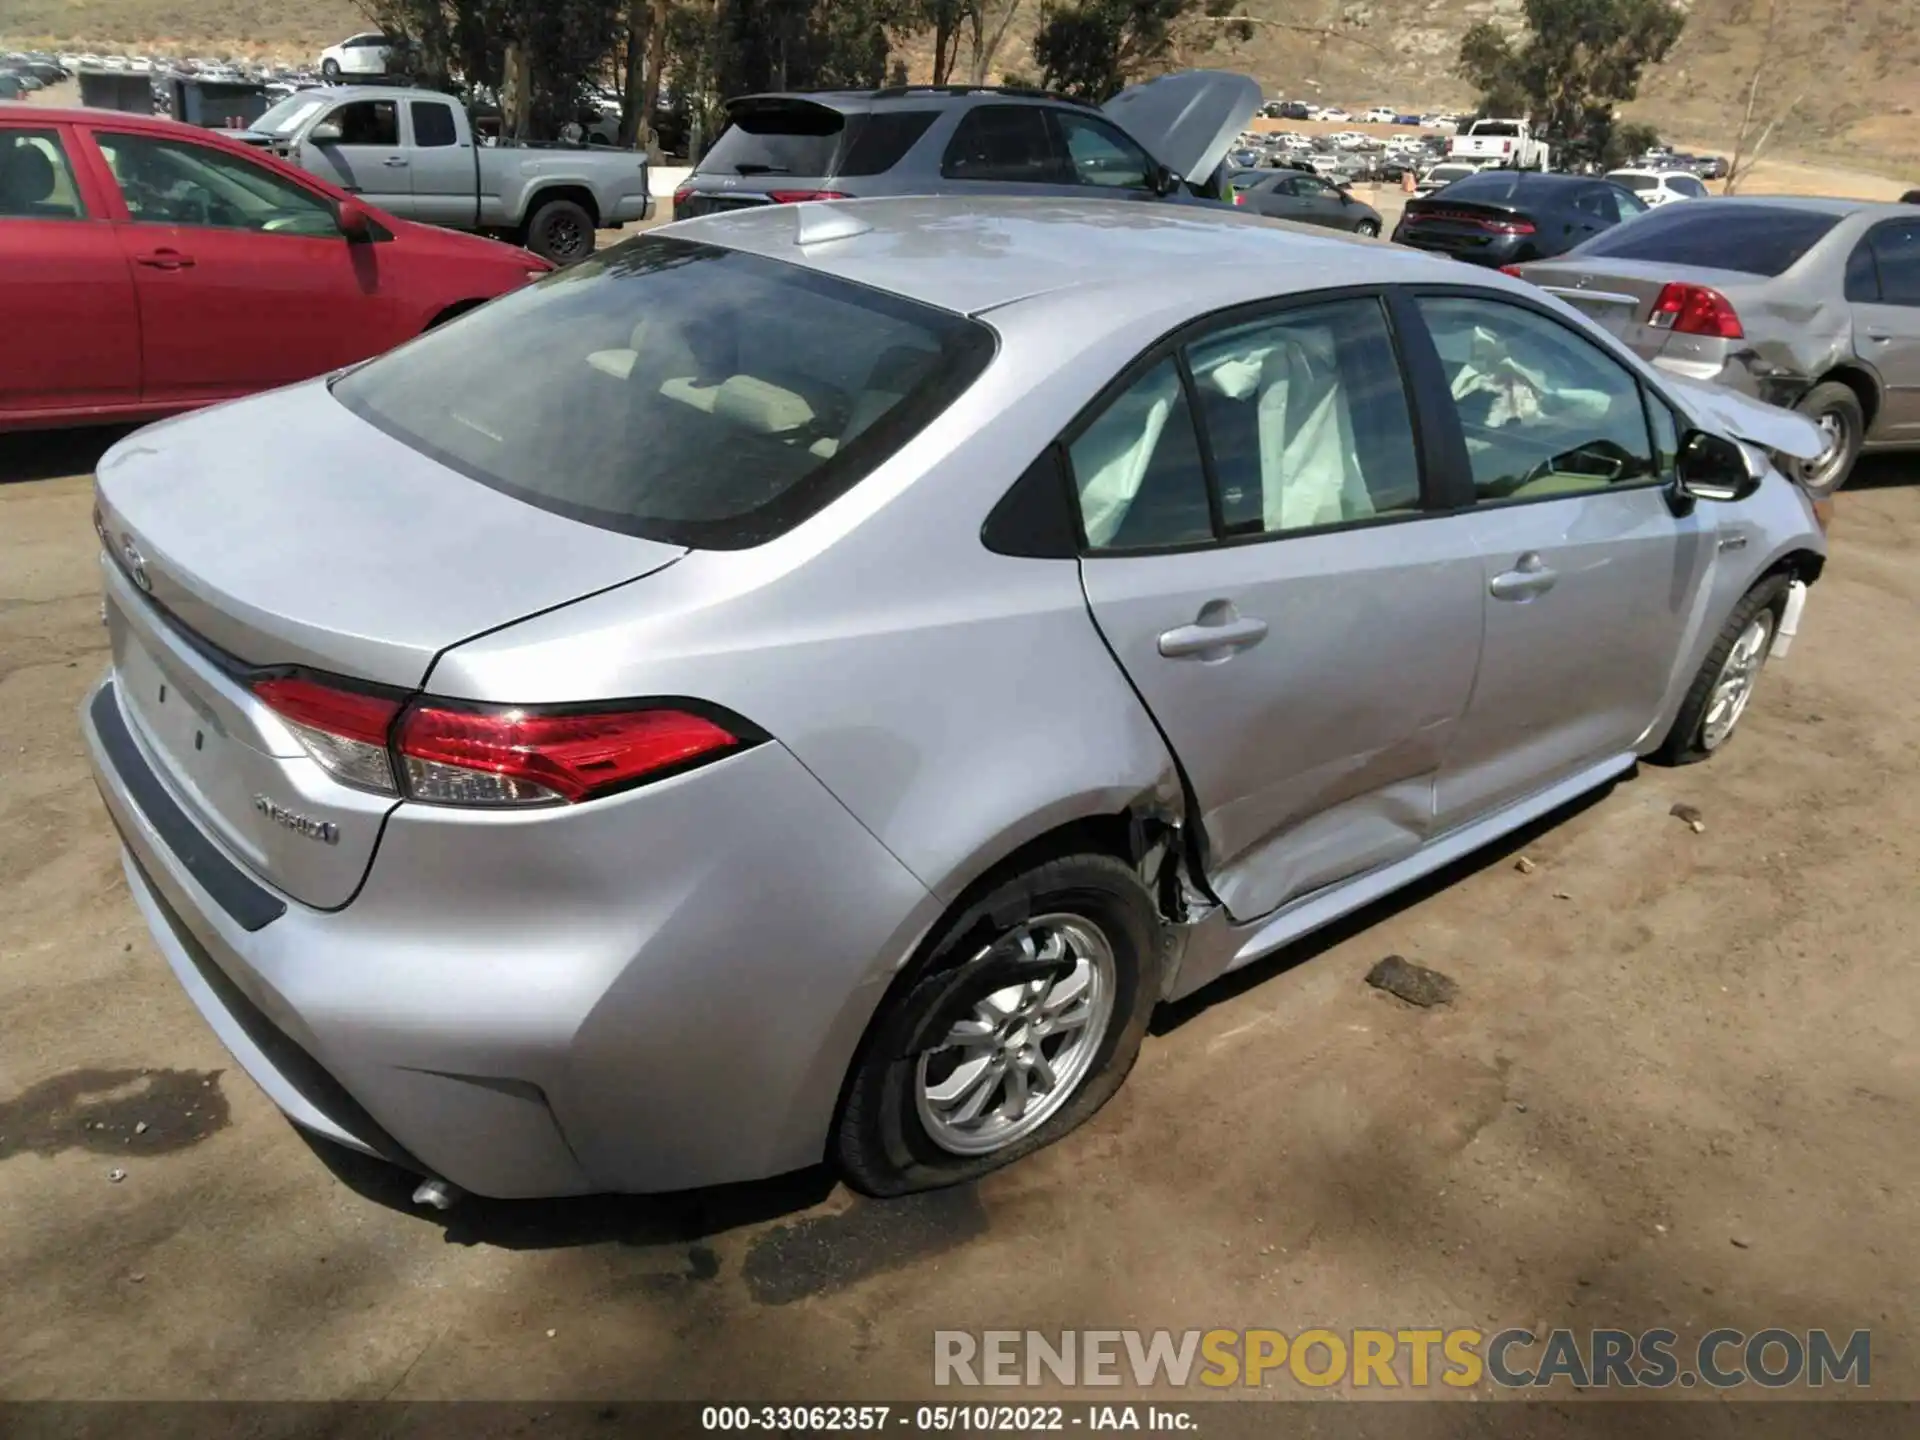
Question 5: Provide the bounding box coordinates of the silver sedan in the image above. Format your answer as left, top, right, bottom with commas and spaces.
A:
84, 196, 1828, 1201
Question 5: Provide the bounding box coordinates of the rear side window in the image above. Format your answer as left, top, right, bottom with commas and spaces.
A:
1577, 203, 1840, 277
836, 110, 936, 177
410, 101, 457, 148
699, 104, 844, 178
1866, 219, 1920, 306
0, 127, 85, 219
331, 236, 996, 549
940, 105, 1062, 184
1845, 238, 1881, 302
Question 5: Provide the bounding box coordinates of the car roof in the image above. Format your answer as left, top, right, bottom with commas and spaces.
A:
1704, 194, 1895, 217
665, 194, 1490, 317
727, 85, 1089, 117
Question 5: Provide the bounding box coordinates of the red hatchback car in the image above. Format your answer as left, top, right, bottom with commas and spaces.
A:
0, 106, 550, 432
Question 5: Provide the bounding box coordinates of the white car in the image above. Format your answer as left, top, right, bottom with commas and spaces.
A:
1606, 168, 1711, 206
319, 32, 396, 82
1363, 106, 1398, 123
1319, 108, 1351, 122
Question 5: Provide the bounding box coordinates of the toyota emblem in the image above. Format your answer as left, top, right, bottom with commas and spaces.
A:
119, 534, 153, 593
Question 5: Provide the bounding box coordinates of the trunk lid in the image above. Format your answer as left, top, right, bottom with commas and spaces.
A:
677, 96, 848, 217
94, 380, 685, 690
93, 381, 684, 910
1397, 197, 1529, 256
1515, 256, 1773, 358
1101, 69, 1262, 187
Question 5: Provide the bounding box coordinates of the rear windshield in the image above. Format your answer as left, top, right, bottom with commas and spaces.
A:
1613, 173, 1657, 192
1468, 121, 1520, 137
698, 103, 844, 177
1577, 203, 1841, 276
332, 237, 996, 548
1439, 170, 1543, 202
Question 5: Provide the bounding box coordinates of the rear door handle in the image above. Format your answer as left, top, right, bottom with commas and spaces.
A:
1158, 609, 1269, 659
1489, 552, 1558, 601
1866, 329, 1892, 342
132, 249, 194, 270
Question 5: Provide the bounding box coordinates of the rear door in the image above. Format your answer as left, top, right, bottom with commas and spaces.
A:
1847, 217, 1920, 442
1401, 290, 1709, 822
298, 97, 409, 211
0, 121, 142, 418
937, 103, 1077, 199
404, 95, 473, 226
1070, 293, 1486, 922
87, 125, 408, 401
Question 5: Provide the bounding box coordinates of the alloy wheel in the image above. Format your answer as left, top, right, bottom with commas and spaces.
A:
1702, 611, 1775, 750
1801, 408, 1854, 495
913, 915, 1117, 1157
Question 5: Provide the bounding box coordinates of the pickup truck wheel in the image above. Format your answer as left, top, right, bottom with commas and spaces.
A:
526, 199, 595, 264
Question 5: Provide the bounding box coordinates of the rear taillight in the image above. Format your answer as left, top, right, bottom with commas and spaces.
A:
252, 675, 747, 807
254, 675, 403, 794
767, 189, 849, 204
1499, 264, 1527, 278
1233, 191, 1245, 205
1650, 282, 1744, 338
671, 184, 692, 208
395, 704, 742, 806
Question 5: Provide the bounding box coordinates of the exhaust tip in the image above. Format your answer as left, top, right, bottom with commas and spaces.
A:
411, 1177, 463, 1211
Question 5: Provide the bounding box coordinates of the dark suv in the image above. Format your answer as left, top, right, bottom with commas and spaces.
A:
671, 71, 1259, 219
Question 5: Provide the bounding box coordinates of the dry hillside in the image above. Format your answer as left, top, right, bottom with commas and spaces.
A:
6, 0, 1919, 174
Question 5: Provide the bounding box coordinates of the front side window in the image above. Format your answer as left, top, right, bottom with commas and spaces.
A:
1416, 295, 1658, 504
332, 236, 996, 549
95, 132, 339, 235
1185, 298, 1420, 536
1573, 186, 1620, 223
0, 127, 85, 219
410, 101, 457, 148
1053, 111, 1154, 190
940, 105, 1061, 184
1867, 219, 1920, 306
326, 100, 399, 147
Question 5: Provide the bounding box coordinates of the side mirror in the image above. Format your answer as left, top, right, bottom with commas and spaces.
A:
1149, 162, 1182, 197
335, 197, 373, 242
309, 120, 343, 144
1674, 429, 1763, 503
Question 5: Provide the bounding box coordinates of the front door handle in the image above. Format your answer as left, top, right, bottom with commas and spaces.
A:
383, 156, 410, 167
132, 248, 194, 270
1158, 603, 1269, 660
1866, 329, 1892, 343
1489, 552, 1558, 601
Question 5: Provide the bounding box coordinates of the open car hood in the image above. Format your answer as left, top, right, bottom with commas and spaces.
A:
1101, 70, 1263, 187
1660, 371, 1827, 461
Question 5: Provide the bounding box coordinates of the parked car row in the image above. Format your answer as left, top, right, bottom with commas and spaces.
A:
0, 107, 548, 432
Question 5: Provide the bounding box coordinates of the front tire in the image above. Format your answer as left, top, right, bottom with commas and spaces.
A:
834, 853, 1161, 1197
320, 58, 341, 83
524, 198, 595, 264
1654, 574, 1789, 765
1354, 219, 1380, 237
1792, 380, 1864, 498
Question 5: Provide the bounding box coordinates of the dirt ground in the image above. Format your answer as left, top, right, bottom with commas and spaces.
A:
2, 426, 1918, 1410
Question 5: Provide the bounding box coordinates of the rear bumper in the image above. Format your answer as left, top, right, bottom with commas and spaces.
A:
83, 674, 941, 1198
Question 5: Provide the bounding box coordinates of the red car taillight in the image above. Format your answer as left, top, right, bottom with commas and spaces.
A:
767, 189, 850, 204
395, 703, 742, 806
1650, 282, 1744, 338
253, 675, 748, 807
1233, 191, 1246, 205
672, 184, 693, 208
254, 675, 402, 794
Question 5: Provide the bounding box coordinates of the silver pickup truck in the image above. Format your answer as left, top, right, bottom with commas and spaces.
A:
239, 85, 651, 262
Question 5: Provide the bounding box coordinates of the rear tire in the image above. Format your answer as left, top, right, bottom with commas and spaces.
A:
321, 58, 340, 82
834, 854, 1161, 1197
1791, 380, 1864, 498
524, 198, 595, 264
1354, 219, 1380, 237
1653, 573, 1790, 766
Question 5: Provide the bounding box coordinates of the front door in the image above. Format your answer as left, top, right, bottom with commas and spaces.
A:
1847, 218, 1920, 443
1406, 292, 1709, 823
0, 122, 142, 417
87, 126, 404, 400
298, 98, 410, 212
1071, 295, 1486, 922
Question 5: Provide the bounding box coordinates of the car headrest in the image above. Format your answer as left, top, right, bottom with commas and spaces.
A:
0, 145, 56, 207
